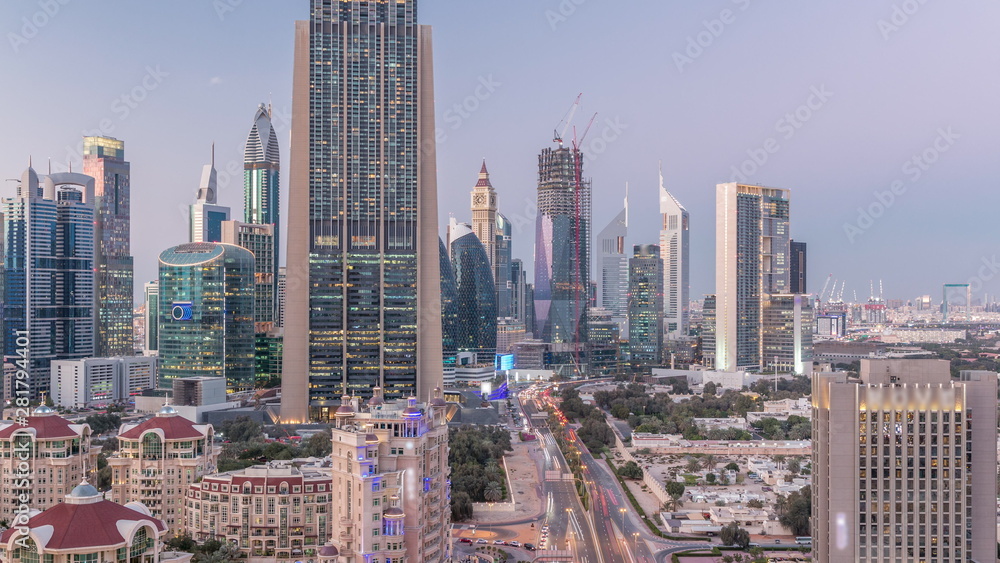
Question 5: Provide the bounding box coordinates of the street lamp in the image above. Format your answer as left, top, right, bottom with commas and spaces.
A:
633, 532, 639, 553
619, 507, 627, 530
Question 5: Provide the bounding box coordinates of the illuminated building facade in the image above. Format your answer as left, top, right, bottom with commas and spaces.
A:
157, 243, 255, 392
83, 136, 135, 357
282, 0, 442, 422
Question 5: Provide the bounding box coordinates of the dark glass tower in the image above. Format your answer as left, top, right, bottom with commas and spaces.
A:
83, 137, 134, 357
534, 146, 590, 362
283, 0, 442, 422
790, 240, 807, 294
628, 244, 664, 366
448, 220, 497, 359
439, 238, 459, 374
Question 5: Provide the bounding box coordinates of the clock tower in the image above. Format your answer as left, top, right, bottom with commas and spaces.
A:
470, 160, 498, 272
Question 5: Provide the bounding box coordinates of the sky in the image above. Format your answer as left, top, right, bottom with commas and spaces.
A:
1, 0, 998, 304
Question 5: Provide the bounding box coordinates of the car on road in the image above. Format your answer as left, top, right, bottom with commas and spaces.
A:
509, 541, 521, 548
492, 540, 506, 545
774, 539, 781, 544
524, 543, 536, 551
458, 538, 472, 544
541, 526, 549, 532
475, 538, 487, 544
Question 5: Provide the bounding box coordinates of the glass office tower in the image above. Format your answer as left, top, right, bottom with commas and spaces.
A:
83, 136, 134, 357
157, 243, 255, 392
282, 0, 442, 422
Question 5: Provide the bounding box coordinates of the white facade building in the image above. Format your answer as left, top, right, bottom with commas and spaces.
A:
50, 356, 157, 408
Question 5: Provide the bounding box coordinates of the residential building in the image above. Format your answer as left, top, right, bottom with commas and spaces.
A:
183, 460, 331, 558
761, 294, 814, 376
596, 188, 628, 333
50, 356, 157, 408
714, 183, 791, 371
276, 266, 286, 328
701, 294, 716, 368
659, 164, 690, 339
0, 483, 190, 563
2, 167, 96, 399
0, 406, 99, 517
189, 155, 230, 243
158, 242, 255, 392
109, 405, 219, 534
496, 318, 528, 355
144, 281, 159, 353
282, 0, 443, 422
534, 146, 590, 360
447, 218, 497, 359
328, 391, 451, 562
812, 359, 997, 562
83, 136, 134, 357
629, 244, 664, 366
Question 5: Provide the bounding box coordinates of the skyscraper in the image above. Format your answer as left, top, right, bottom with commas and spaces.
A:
470, 161, 497, 270
143, 281, 159, 354
628, 244, 663, 366
714, 183, 790, 371
761, 293, 813, 375
596, 186, 628, 332
221, 220, 275, 333
282, 0, 442, 422
510, 258, 531, 329
439, 238, 460, 380
189, 155, 230, 243
659, 164, 690, 339
534, 146, 590, 355
790, 240, 807, 294
243, 103, 281, 322
448, 218, 498, 360
495, 212, 513, 318
157, 243, 255, 392
3, 167, 96, 399
83, 136, 134, 357
812, 360, 997, 562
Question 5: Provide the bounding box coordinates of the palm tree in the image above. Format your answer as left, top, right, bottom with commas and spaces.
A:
484, 461, 502, 481
484, 481, 504, 503
702, 454, 717, 470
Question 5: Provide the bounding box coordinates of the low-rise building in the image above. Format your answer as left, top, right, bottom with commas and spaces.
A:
108, 405, 219, 534
692, 417, 747, 432
0, 406, 99, 518
184, 459, 332, 559
0, 482, 191, 563
50, 356, 157, 408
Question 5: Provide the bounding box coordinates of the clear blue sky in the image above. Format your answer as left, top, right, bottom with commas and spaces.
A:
1, 0, 997, 303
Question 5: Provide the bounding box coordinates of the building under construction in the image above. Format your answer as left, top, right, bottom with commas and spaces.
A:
533, 145, 591, 372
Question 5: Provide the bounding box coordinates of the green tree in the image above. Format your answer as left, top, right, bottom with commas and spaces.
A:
620, 461, 643, 479
777, 486, 812, 536
705, 473, 716, 484
703, 382, 718, 397
451, 491, 474, 521
301, 430, 332, 457
484, 481, 504, 503
218, 417, 263, 443
666, 481, 685, 501
720, 522, 751, 549
787, 458, 801, 474
746, 499, 764, 509
725, 462, 740, 472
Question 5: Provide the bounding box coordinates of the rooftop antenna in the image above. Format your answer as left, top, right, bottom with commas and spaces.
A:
211, 142, 215, 168
624, 181, 629, 228
47, 158, 51, 175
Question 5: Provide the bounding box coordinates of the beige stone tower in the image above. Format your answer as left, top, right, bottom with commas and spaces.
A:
470, 160, 498, 271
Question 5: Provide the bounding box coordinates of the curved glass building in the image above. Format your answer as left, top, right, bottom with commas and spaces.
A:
439, 238, 459, 376
447, 220, 497, 359
158, 243, 255, 392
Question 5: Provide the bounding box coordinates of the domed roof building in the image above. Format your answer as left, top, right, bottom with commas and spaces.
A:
0, 408, 99, 518
0, 482, 191, 563
108, 404, 218, 535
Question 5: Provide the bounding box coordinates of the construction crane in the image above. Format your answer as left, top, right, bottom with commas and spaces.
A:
553, 93, 582, 146
818, 274, 833, 303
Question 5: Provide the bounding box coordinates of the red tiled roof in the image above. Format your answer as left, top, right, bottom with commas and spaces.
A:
0, 499, 165, 550
0, 416, 80, 440
119, 414, 205, 440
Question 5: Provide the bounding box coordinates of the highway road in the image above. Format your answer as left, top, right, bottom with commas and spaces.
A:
517, 383, 718, 563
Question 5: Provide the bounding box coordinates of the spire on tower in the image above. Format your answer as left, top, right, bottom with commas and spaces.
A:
475, 160, 492, 188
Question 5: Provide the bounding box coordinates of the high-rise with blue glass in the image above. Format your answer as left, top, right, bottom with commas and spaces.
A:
282, 0, 442, 423
157, 242, 255, 392
3, 166, 96, 399
448, 218, 497, 359
190, 155, 230, 243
